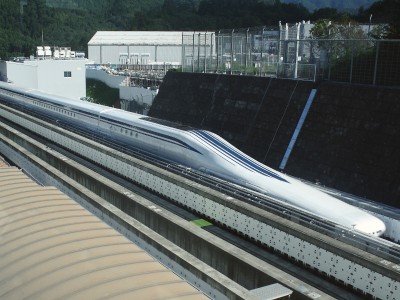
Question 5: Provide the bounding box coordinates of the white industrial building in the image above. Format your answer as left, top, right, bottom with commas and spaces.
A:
0, 49, 87, 100
88, 31, 213, 65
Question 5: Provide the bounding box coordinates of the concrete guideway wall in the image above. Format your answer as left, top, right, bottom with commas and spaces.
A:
0, 103, 399, 299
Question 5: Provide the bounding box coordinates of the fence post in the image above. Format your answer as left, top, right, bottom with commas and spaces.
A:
181, 32, 184, 72
231, 29, 234, 74
198, 32, 201, 73
216, 32, 219, 72
204, 32, 207, 73
211, 33, 214, 72
373, 40, 380, 86
260, 27, 264, 76
349, 39, 355, 83
294, 22, 300, 79
328, 40, 332, 80
245, 28, 249, 74
192, 33, 195, 73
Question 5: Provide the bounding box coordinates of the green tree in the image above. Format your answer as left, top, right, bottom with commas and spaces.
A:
310, 8, 350, 22
310, 19, 380, 84
363, 0, 400, 38
23, 0, 49, 38
0, 1, 30, 58
0, 0, 20, 30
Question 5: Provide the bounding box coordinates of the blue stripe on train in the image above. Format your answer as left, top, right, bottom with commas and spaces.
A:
192, 130, 288, 183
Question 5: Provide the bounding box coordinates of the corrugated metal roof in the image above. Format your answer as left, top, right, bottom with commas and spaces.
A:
0, 156, 9, 168
0, 167, 208, 300
88, 31, 210, 46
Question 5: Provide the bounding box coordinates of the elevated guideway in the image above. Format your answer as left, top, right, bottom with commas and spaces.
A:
0, 91, 400, 299
0, 111, 321, 300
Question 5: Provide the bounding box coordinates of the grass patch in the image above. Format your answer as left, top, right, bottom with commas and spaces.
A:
191, 219, 213, 227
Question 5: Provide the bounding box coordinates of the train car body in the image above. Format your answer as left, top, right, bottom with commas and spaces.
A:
0, 81, 386, 237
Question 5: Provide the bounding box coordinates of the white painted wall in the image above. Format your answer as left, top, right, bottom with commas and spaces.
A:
86, 68, 125, 88
119, 85, 156, 105
33, 60, 86, 100
86, 68, 156, 112
1, 59, 86, 100
88, 44, 182, 65
0, 61, 38, 88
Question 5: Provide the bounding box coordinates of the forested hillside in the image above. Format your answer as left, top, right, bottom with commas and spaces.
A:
281, 0, 376, 13
0, 0, 398, 59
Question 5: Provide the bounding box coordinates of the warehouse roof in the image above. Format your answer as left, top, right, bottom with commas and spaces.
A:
88, 31, 212, 46
0, 166, 208, 299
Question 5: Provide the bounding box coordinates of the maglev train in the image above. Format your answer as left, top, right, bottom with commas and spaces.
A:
0, 81, 386, 237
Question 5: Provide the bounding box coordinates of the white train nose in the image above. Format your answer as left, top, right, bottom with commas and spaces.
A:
355, 218, 386, 237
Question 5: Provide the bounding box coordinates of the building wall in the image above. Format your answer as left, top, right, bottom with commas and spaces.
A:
2, 59, 86, 100
0, 62, 8, 82
86, 68, 156, 112
86, 68, 125, 88
29, 59, 86, 100
88, 45, 182, 65
0, 61, 38, 88
119, 85, 156, 105
88, 45, 101, 64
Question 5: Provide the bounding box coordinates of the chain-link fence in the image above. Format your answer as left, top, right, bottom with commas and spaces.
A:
182, 28, 400, 86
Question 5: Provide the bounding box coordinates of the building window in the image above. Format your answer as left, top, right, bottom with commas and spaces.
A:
64, 71, 72, 77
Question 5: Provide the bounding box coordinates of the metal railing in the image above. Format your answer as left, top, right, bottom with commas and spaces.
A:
182, 28, 400, 86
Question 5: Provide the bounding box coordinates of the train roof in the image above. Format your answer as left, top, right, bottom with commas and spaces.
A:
141, 116, 195, 131
100, 107, 142, 121
34, 90, 108, 114
101, 109, 195, 131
